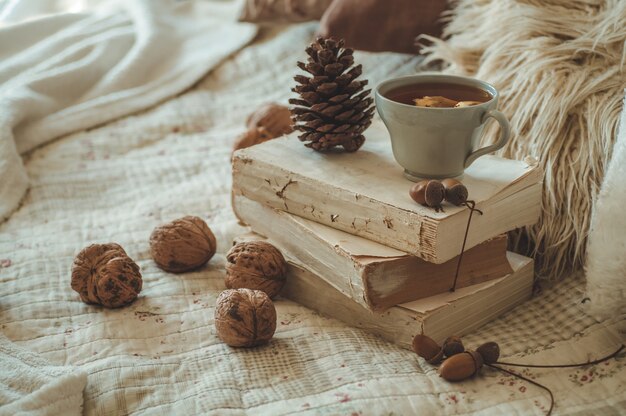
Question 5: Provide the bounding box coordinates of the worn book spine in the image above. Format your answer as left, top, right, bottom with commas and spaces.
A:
232, 155, 541, 264
282, 253, 534, 348
234, 195, 513, 312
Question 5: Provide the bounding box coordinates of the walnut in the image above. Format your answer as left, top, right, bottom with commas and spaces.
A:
232, 103, 294, 153
214, 288, 276, 347
246, 103, 293, 137
149, 216, 217, 273
225, 241, 287, 299
232, 127, 274, 153
71, 243, 142, 308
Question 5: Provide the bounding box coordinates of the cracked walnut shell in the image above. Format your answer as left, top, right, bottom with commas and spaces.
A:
150, 216, 217, 273
71, 243, 142, 308
225, 241, 287, 299
214, 288, 277, 347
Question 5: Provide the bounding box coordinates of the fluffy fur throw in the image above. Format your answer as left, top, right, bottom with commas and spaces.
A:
421, 0, 626, 279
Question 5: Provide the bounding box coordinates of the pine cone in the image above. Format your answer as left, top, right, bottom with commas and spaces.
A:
289, 37, 374, 152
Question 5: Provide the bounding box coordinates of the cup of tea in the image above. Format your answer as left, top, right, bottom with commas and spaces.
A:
375, 74, 510, 180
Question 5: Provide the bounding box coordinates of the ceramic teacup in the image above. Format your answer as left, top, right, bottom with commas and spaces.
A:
375, 74, 510, 180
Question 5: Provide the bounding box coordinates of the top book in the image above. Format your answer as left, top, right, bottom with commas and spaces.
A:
232, 120, 542, 264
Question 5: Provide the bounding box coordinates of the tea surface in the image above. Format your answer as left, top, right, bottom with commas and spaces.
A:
385, 82, 492, 105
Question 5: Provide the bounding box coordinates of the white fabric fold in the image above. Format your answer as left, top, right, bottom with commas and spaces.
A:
0, 0, 257, 221
0, 333, 87, 416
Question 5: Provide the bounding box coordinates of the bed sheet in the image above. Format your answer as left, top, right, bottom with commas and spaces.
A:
0, 23, 624, 415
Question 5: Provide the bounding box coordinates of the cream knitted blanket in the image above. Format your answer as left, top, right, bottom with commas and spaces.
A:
0, 17, 624, 414
0, 0, 256, 222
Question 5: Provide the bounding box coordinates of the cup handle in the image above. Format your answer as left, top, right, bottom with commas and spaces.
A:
464, 110, 510, 168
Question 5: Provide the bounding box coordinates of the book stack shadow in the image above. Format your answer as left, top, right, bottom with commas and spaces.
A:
231, 121, 542, 348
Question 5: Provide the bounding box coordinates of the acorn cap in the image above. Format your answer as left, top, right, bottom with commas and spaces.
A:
424, 180, 445, 207
476, 341, 500, 364
442, 335, 465, 357
468, 350, 484, 371
442, 178, 468, 206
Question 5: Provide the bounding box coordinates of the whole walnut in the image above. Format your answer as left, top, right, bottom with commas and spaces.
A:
246, 102, 293, 137
233, 103, 294, 153
214, 288, 277, 347
225, 241, 287, 299
232, 127, 274, 153
71, 243, 142, 308
149, 216, 217, 273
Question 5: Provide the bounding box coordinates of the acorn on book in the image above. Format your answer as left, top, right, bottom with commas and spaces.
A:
289, 37, 374, 152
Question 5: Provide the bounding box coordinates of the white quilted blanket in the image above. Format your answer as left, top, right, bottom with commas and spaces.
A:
1, 19, 625, 416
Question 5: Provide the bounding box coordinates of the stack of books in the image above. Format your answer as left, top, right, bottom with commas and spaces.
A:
231, 121, 542, 348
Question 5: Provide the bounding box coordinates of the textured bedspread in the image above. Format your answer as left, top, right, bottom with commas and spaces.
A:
1, 22, 625, 415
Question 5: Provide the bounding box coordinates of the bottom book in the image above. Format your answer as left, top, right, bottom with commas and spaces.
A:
284, 253, 533, 349
236, 233, 534, 349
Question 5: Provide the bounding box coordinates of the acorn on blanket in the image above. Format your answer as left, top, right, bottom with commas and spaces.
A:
412, 333, 498, 382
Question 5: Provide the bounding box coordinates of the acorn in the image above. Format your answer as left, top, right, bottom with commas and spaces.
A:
441, 179, 468, 206
476, 341, 500, 364
442, 335, 465, 357
409, 181, 428, 205
412, 334, 444, 364
439, 350, 484, 382
409, 180, 445, 211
